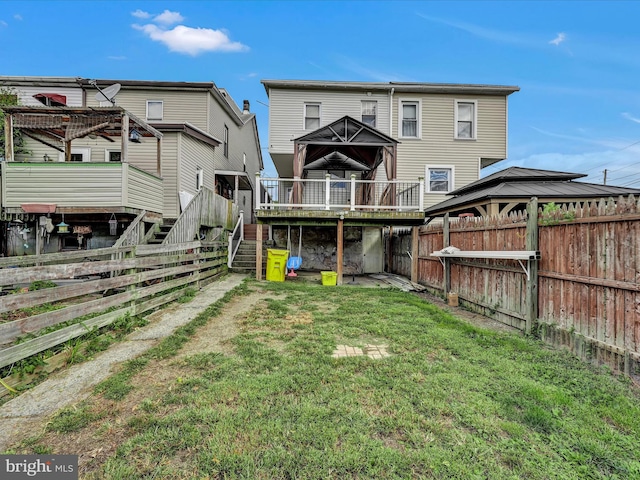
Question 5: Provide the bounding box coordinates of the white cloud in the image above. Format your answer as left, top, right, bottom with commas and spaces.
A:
13, 14, 22, 21
549, 32, 566, 46
335, 55, 409, 82
416, 13, 534, 46
622, 112, 640, 124
153, 10, 183, 25
108, 55, 126, 61
131, 9, 151, 19
133, 23, 248, 56
0, 20, 7, 28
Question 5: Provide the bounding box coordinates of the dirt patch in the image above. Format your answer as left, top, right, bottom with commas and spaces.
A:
175, 290, 279, 358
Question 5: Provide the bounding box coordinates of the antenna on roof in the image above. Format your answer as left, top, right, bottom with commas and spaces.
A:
89, 80, 121, 106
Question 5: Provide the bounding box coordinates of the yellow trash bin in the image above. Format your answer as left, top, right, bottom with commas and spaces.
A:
266, 249, 289, 282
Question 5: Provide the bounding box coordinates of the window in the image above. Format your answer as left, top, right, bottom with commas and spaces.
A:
196, 167, 204, 190
146, 100, 163, 121
223, 125, 229, 157
399, 100, 420, 138
361, 100, 377, 127
105, 150, 121, 162
455, 100, 477, 139
426, 166, 454, 193
304, 103, 320, 130
59, 147, 90, 162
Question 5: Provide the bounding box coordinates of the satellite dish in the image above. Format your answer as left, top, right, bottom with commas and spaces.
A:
93, 83, 121, 105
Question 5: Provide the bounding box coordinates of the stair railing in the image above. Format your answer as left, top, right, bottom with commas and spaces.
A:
228, 210, 244, 267
113, 210, 147, 247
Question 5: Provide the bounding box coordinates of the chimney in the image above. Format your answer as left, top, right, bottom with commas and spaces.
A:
242, 100, 250, 114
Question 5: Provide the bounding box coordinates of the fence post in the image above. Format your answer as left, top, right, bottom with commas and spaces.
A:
526, 198, 539, 335
126, 246, 138, 314
411, 226, 419, 283
325, 173, 331, 210
443, 213, 450, 297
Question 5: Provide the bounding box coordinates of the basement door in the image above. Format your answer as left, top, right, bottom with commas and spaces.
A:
363, 227, 383, 273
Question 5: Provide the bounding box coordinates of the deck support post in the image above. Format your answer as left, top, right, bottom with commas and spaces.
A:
256, 223, 263, 280
336, 218, 344, 285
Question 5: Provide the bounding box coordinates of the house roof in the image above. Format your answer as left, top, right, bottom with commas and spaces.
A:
261, 79, 520, 96
151, 122, 221, 147
424, 167, 640, 217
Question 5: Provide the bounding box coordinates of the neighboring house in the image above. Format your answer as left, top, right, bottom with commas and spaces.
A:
423, 166, 640, 219
254, 79, 519, 283
0, 76, 262, 256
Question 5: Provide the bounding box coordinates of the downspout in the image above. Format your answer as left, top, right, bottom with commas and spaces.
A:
388, 87, 395, 137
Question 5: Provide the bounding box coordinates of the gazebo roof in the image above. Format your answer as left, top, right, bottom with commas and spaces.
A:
294, 115, 397, 173
424, 167, 640, 217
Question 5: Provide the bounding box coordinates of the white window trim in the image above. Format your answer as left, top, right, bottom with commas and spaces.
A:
398, 98, 422, 139
104, 149, 121, 162
454, 99, 477, 140
303, 102, 321, 130
425, 165, 455, 193
58, 147, 91, 162
146, 100, 163, 121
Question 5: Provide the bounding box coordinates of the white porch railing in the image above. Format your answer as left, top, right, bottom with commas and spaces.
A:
256, 174, 425, 212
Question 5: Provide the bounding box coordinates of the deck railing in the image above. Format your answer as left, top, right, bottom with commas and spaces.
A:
256, 174, 425, 212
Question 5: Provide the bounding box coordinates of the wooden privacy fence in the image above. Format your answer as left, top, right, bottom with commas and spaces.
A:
391, 195, 640, 375
0, 241, 227, 373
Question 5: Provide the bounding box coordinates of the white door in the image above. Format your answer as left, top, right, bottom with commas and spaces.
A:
363, 227, 383, 273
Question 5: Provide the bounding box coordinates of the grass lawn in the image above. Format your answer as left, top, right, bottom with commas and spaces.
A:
11, 279, 640, 479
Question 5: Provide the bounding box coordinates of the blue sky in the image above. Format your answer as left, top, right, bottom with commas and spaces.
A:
1, 1, 639, 187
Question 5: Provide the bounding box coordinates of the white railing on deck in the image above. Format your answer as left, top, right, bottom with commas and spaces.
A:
227, 211, 244, 267
256, 174, 424, 212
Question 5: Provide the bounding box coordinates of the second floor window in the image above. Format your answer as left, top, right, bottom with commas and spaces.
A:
361, 100, 377, 127
455, 100, 476, 139
146, 100, 163, 121
223, 125, 229, 157
400, 101, 419, 138
304, 103, 320, 130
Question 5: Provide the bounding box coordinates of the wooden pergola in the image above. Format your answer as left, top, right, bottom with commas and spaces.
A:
2, 106, 163, 175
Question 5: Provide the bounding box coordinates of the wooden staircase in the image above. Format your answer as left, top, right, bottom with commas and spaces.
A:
146, 219, 176, 245
230, 240, 267, 274
243, 224, 269, 241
